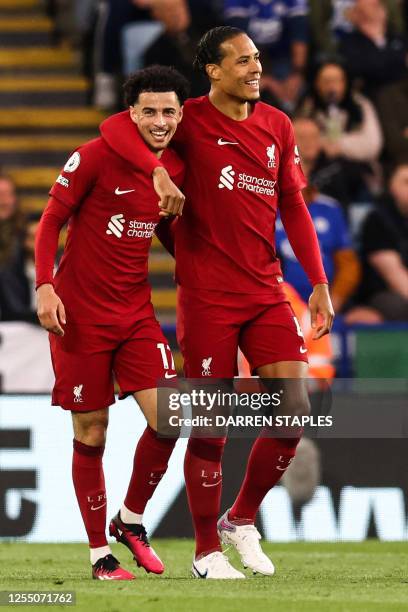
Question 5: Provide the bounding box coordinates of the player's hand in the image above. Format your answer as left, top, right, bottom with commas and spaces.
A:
308, 283, 334, 340
153, 167, 185, 217
36, 283, 66, 336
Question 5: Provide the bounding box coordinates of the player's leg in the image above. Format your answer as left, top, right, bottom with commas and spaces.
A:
218, 302, 309, 574
178, 286, 244, 579
71, 409, 109, 559
50, 325, 134, 581
229, 361, 309, 524
109, 319, 178, 574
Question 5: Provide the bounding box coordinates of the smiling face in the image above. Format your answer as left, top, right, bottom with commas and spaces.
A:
206, 33, 262, 102
129, 91, 183, 155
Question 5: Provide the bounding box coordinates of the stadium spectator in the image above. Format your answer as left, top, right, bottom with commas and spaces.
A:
45, 0, 78, 44
377, 76, 408, 165
0, 174, 23, 268
339, 0, 407, 103
94, 0, 161, 110
276, 191, 360, 313
276, 119, 361, 313
223, 0, 309, 111
122, 0, 192, 76
74, 0, 98, 81
292, 116, 368, 210
144, 0, 221, 97
92, 1, 222, 107
347, 163, 408, 322
308, 0, 404, 57
0, 212, 42, 323
296, 59, 383, 198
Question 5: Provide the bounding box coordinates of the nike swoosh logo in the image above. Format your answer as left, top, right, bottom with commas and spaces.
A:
192, 563, 208, 579
115, 187, 135, 195
90, 503, 106, 511
276, 466, 287, 471
217, 138, 239, 146
165, 372, 177, 379
202, 479, 222, 487
148, 480, 161, 486
300, 346, 307, 354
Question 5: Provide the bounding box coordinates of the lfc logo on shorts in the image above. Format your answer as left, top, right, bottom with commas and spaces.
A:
73, 384, 84, 402
202, 357, 212, 376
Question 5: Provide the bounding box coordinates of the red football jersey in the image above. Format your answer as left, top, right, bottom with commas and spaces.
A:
101, 98, 307, 295
49, 129, 184, 324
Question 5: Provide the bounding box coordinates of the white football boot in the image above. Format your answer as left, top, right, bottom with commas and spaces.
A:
217, 510, 275, 576
192, 551, 245, 579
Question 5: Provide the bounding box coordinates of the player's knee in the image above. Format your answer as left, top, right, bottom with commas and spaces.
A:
281, 394, 311, 419
77, 418, 108, 446
83, 425, 106, 446
149, 420, 181, 441
293, 396, 311, 419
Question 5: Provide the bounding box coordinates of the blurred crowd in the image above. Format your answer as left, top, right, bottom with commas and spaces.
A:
1, 0, 408, 327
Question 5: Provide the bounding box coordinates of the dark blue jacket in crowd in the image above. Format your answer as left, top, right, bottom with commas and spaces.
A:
223, 0, 308, 55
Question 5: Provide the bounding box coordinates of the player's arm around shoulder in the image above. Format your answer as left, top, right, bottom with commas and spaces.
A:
153, 101, 191, 217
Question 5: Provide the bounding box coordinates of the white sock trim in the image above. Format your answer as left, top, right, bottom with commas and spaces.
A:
90, 545, 111, 565
120, 504, 143, 525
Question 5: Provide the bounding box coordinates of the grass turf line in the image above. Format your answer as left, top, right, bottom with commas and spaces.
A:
0, 540, 407, 612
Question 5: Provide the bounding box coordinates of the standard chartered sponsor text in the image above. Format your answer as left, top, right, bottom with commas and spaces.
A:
127, 220, 157, 238
237, 172, 276, 196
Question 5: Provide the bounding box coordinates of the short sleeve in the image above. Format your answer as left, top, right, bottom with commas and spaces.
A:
49, 141, 100, 210
279, 115, 307, 196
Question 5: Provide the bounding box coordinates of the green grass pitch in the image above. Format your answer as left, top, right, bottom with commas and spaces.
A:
1, 541, 407, 611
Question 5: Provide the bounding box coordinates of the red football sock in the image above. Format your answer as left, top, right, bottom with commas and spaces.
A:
184, 437, 226, 558
229, 436, 301, 524
124, 426, 176, 515
72, 439, 107, 548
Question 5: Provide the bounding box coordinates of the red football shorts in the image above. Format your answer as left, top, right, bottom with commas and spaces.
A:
177, 286, 308, 378
50, 316, 176, 411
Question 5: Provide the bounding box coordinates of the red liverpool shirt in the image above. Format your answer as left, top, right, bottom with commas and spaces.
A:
44, 128, 184, 324
101, 97, 308, 296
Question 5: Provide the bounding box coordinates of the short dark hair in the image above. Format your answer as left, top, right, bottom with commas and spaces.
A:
193, 26, 245, 75
123, 65, 190, 107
